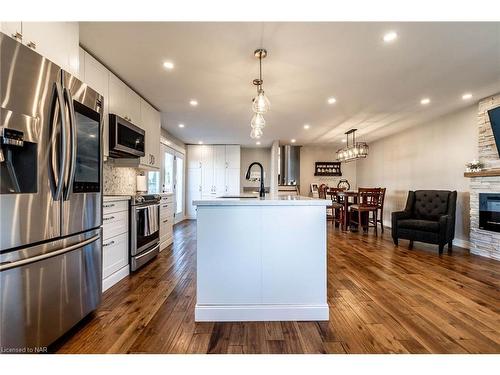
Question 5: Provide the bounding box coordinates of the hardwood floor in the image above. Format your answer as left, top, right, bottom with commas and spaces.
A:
52, 220, 500, 354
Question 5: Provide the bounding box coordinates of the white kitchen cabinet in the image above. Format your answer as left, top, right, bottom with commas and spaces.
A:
1, 22, 80, 76
139, 99, 161, 169
102, 197, 130, 292
81, 50, 110, 157
225, 145, 240, 169
109, 73, 141, 125
186, 144, 240, 218
159, 194, 174, 250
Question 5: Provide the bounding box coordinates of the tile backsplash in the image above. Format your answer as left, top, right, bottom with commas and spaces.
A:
103, 161, 138, 195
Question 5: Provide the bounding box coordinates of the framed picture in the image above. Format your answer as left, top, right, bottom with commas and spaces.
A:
310, 183, 319, 193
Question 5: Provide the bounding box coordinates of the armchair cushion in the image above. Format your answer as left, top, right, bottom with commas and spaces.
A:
398, 219, 440, 232
413, 191, 450, 221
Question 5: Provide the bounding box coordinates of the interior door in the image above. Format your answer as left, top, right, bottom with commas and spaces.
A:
61, 71, 103, 237
174, 153, 185, 223
0, 34, 62, 251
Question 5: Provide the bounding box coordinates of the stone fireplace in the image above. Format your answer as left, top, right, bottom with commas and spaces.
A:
467, 94, 500, 260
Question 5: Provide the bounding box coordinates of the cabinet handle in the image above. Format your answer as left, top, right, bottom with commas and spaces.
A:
225, 162, 228, 168
27, 41, 36, 50
11, 32, 22, 41
163, 204, 168, 208
103, 240, 115, 247
163, 219, 168, 223
103, 216, 115, 221
199, 162, 202, 168
199, 185, 201, 192
103, 203, 115, 208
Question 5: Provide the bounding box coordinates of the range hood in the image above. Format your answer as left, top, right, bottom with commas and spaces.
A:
279, 145, 301, 186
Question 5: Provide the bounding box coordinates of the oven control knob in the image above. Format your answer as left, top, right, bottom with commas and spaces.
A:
136, 196, 145, 203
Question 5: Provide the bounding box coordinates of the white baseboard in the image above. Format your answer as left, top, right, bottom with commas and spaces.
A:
102, 266, 129, 292
453, 238, 471, 250
195, 304, 329, 322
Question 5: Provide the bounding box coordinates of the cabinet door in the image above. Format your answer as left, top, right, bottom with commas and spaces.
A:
128, 90, 142, 125
214, 145, 226, 169
187, 168, 202, 218
22, 22, 79, 76
187, 145, 202, 169
78, 48, 85, 80
225, 168, 240, 195
1, 22, 22, 40
139, 99, 160, 168
108, 73, 128, 119
201, 146, 215, 195
225, 145, 240, 169
84, 51, 110, 156
214, 167, 226, 196
102, 232, 128, 279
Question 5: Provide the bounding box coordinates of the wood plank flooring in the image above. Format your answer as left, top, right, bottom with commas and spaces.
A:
52, 220, 500, 354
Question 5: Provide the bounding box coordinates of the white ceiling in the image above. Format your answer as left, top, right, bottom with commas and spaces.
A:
79, 22, 500, 147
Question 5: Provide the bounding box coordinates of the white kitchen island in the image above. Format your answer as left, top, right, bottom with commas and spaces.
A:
193, 195, 330, 322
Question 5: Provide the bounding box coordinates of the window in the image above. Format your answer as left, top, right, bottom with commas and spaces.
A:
147, 171, 160, 194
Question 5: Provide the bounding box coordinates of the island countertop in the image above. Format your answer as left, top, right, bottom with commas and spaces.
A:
193, 194, 330, 206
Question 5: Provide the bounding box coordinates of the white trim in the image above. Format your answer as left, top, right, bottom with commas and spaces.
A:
195, 304, 329, 322
160, 136, 185, 154
102, 266, 129, 292
453, 238, 471, 250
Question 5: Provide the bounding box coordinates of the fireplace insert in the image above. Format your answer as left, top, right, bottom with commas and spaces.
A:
479, 193, 500, 233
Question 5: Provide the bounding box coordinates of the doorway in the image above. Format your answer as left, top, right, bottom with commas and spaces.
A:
160, 143, 185, 223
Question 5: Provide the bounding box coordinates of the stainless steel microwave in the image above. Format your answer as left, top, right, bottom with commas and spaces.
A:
109, 113, 145, 158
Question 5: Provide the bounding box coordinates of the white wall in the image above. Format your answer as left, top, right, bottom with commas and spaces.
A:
356, 105, 478, 245
240, 147, 272, 191
300, 146, 357, 196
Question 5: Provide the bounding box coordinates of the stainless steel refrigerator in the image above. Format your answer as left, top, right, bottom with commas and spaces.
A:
0, 34, 103, 351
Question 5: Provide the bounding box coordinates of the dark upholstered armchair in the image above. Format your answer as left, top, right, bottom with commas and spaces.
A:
392, 190, 457, 254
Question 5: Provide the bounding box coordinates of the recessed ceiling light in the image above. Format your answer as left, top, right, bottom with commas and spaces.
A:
256, 141, 261, 145
291, 139, 296, 143
163, 61, 174, 70
189, 99, 198, 106
178, 124, 185, 128
198, 141, 203, 145
341, 139, 347, 143
327, 97, 337, 105
420, 98, 431, 105
303, 124, 310, 129
383, 31, 398, 43
462, 93, 473, 100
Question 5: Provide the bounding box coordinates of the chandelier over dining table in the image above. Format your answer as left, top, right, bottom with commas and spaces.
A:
336, 128, 369, 162
250, 48, 270, 139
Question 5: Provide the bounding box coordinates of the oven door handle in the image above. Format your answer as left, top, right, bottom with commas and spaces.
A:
135, 244, 160, 260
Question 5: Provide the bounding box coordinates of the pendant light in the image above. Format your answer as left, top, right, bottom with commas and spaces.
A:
336, 129, 369, 162
250, 48, 270, 139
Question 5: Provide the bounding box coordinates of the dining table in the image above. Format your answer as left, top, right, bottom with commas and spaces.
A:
326, 190, 359, 231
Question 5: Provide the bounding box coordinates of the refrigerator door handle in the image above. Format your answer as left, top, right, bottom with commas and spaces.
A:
50, 81, 67, 201
0, 234, 100, 272
63, 87, 77, 201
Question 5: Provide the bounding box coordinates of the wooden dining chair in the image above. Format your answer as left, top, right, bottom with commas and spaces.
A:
376, 188, 386, 233
349, 188, 381, 235
318, 184, 333, 222
328, 187, 346, 228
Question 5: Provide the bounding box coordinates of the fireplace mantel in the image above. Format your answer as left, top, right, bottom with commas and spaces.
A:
464, 169, 500, 178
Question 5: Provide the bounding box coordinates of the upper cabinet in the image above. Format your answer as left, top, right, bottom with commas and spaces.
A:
80, 49, 110, 157
139, 99, 161, 169
1, 22, 79, 76
108, 73, 141, 125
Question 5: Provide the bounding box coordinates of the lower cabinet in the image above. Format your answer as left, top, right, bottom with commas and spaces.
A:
102, 197, 130, 292
160, 194, 174, 251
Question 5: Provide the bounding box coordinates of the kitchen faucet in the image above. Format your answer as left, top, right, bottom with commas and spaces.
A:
245, 162, 265, 198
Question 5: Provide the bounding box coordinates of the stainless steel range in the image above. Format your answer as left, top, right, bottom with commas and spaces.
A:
130, 194, 161, 271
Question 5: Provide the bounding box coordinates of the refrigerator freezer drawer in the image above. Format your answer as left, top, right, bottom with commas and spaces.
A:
0, 229, 102, 350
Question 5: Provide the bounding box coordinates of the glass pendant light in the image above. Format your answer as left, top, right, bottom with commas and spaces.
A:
251, 112, 266, 128
250, 127, 263, 139
252, 89, 270, 113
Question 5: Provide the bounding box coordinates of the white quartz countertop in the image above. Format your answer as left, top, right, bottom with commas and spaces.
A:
103, 195, 132, 202
193, 194, 330, 206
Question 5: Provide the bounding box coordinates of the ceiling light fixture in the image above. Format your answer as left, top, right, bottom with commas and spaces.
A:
327, 97, 337, 104
383, 31, 398, 43
178, 124, 185, 128
336, 129, 369, 162
462, 93, 473, 100
291, 139, 296, 143
256, 141, 261, 145
303, 124, 310, 129
250, 48, 270, 139
189, 99, 198, 106
420, 98, 431, 105
198, 141, 203, 145
163, 61, 174, 70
